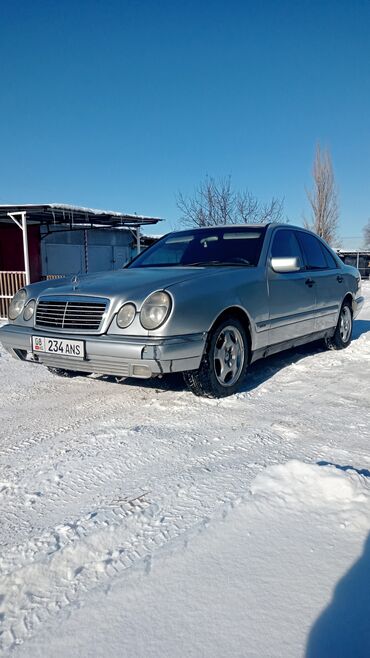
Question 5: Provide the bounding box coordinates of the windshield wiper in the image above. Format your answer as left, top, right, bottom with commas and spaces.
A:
131, 260, 252, 269
131, 263, 184, 268
185, 260, 252, 267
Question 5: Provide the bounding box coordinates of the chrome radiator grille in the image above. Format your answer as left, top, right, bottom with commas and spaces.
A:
35, 299, 107, 331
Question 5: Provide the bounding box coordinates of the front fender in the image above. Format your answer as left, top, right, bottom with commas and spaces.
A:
152, 267, 268, 351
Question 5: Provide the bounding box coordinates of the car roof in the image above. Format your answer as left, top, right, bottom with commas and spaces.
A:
170, 223, 306, 232
172, 223, 271, 232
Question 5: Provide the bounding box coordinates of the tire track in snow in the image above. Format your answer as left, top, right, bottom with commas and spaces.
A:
0, 425, 284, 652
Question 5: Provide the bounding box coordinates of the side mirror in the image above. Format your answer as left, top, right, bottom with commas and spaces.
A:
271, 257, 301, 273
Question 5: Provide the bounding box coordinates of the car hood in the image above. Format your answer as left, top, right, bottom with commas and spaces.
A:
33, 267, 212, 302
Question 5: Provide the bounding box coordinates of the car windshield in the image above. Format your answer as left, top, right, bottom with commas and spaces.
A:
128, 226, 267, 268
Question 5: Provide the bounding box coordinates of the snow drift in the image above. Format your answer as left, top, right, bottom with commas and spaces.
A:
251, 459, 370, 530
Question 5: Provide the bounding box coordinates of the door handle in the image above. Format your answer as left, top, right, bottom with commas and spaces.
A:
337, 275, 343, 283
305, 278, 315, 287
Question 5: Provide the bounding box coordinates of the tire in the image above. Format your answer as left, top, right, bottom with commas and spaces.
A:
183, 317, 249, 398
325, 300, 353, 350
47, 367, 91, 378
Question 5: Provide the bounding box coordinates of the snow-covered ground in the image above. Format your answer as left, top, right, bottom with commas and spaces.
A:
1, 283, 370, 657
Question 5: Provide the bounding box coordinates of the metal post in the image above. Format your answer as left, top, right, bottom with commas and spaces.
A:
7, 211, 31, 285
356, 251, 360, 269
83, 228, 88, 274
21, 212, 31, 285
136, 226, 141, 255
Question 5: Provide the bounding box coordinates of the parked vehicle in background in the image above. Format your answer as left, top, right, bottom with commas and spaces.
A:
0, 224, 364, 398
337, 251, 370, 280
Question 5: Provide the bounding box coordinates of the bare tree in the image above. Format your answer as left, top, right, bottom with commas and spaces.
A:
363, 219, 370, 248
236, 191, 284, 224
177, 176, 284, 227
304, 144, 340, 245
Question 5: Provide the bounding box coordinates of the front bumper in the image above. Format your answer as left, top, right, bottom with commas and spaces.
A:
0, 324, 206, 378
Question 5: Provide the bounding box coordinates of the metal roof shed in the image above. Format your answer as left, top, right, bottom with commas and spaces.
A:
0, 204, 163, 285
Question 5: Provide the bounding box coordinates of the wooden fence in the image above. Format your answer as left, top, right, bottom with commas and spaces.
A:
0, 271, 26, 318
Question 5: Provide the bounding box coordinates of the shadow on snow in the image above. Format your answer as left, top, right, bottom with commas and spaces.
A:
94, 318, 370, 394
317, 460, 370, 479
306, 532, 370, 658
352, 318, 370, 340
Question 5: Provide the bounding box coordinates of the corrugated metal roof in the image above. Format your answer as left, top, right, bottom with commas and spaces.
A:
0, 204, 163, 227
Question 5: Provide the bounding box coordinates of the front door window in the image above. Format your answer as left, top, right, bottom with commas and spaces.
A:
271, 230, 302, 262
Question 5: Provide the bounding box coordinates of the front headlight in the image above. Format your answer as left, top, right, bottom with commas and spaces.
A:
140, 291, 172, 330
117, 303, 136, 328
23, 299, 36, 321
8, 289, 27, 320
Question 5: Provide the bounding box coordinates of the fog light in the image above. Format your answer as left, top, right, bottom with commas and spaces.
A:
132, 365, 151, 378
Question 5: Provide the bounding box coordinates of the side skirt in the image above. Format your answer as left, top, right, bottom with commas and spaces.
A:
250, 328, 335, 364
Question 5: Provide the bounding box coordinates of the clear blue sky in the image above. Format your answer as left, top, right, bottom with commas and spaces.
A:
0, 0, 369, 244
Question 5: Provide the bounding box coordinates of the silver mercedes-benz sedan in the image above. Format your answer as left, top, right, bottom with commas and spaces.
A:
0, 223, 364, 397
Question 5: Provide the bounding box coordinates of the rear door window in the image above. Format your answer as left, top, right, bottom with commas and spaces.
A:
296, 232, 328, 270
321, 244, 338, 269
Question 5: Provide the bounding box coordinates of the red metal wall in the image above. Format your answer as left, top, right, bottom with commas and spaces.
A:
0, 225, 41, 282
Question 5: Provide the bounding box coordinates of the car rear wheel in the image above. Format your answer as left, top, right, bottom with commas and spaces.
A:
325, 300, 353, 350
47, 367, 91, 378
183, 317, 249, 398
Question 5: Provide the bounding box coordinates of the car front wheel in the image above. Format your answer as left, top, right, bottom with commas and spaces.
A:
325, 301, 353, 350
183, 317, 249, 398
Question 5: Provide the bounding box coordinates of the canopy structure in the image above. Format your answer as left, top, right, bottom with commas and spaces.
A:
0, 204, 163, 284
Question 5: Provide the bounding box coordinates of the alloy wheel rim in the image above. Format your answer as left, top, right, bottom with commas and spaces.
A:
339, 306, 352, 343
213, 325, 245, 387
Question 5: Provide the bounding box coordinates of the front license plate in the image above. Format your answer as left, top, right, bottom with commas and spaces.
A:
32, 336, 85, 359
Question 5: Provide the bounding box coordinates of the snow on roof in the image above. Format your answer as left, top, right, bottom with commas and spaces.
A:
337, 249, 370, 254
0, 203, 163, 226
49, 203, 161, 221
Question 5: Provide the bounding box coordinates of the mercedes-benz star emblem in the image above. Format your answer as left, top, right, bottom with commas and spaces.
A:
71, 275, 80, 289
